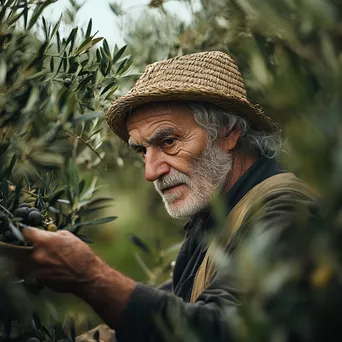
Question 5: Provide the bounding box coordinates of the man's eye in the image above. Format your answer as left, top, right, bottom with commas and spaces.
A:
162, 138, 175, 147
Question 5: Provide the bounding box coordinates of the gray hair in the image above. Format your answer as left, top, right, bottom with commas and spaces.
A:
187, 102, 282, 158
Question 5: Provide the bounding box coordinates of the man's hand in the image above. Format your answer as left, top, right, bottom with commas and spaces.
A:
22, 227, 101, 293
22, 227, 137, 330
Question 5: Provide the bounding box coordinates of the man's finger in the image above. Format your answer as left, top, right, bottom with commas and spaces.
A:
21, 226, 47, 242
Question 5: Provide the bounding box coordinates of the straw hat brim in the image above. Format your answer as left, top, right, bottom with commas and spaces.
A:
105, 88, 279, 142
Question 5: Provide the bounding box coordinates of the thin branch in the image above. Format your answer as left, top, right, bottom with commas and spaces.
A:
63, 128, 103, 161
0, 203, 13, 217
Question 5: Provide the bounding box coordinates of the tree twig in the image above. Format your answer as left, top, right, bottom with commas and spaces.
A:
63, 128, 103, 161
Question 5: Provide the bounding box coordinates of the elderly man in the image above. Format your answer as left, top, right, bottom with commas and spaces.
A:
23, 51, 317, 342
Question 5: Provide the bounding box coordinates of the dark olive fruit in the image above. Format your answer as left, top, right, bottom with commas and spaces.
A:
14, 207, 30, 220
28, 207, 40, 213
19, 203, 30, 208
27, 211, 42, 226
3, 230, 15, 242
63, 77, 72, 88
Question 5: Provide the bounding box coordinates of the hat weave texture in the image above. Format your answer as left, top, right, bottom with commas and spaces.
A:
105, 51, 278, 141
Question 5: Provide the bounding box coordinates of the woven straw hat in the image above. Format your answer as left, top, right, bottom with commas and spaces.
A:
105, 51, 278, 141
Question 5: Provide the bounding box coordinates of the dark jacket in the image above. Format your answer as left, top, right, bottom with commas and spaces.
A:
116, 157, 318, 342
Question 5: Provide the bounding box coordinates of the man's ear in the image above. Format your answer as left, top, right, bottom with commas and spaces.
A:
219, 128, 241, 152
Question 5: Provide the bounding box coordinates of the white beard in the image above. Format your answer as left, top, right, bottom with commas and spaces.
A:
154, 143, 233, 219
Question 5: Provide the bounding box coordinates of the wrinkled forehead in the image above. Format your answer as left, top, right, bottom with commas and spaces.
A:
126, 101, 193, 128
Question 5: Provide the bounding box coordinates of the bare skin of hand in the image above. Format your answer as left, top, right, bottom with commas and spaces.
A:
22, 227, 136, 329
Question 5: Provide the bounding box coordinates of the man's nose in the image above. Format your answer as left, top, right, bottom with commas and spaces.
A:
144, 148, 170, 182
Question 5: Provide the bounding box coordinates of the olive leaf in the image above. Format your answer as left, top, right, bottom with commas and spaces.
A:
0, 154, 17, 180
73, 111, 103, 123
0, 141, 10, 156
128, 234, 151, 255
112, 44, 127, 64
69, 216, 117, 235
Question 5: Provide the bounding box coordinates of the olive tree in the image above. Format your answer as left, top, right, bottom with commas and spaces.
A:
0, 0, 134, 340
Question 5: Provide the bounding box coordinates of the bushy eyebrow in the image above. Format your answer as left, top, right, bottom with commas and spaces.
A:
128, 139, 144, 153
128, 127, 175, 150
147, 127, 175, 145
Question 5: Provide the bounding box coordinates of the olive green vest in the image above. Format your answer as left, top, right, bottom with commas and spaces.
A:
190, 172, 318, 303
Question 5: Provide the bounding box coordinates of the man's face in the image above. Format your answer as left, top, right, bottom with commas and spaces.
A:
127, 103, 232, 218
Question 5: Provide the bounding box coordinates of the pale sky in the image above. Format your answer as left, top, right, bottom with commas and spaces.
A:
45, 0, 192, 46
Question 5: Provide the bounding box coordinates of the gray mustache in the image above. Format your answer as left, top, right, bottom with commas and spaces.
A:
155, 172, 190, 192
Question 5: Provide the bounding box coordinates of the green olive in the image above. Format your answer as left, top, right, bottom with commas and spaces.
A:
47, 224, 57, 232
